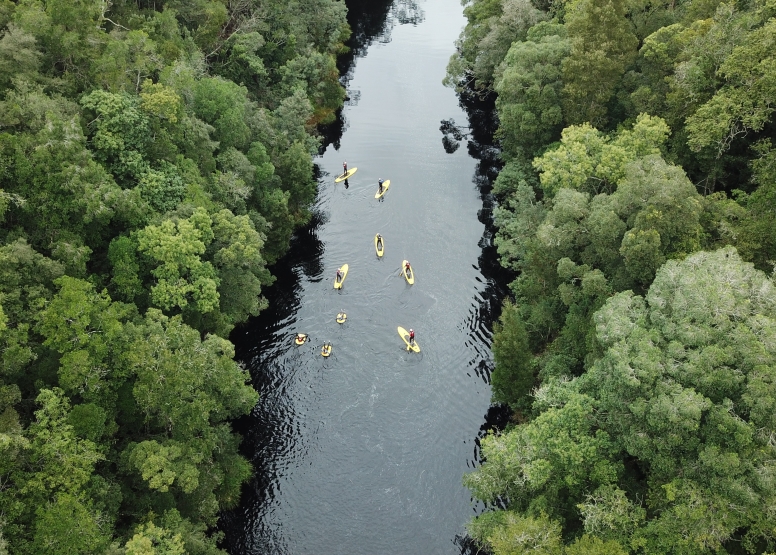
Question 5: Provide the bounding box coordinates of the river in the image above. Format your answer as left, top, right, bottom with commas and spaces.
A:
220, 0, 508, 553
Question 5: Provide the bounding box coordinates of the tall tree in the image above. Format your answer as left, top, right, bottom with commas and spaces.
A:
562, 0, 637, 126
495, 22, 569, 159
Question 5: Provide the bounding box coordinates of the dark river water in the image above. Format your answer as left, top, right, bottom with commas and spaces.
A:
220, 0, 509, 553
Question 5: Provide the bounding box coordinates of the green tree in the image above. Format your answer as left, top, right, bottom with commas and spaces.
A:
464, 383, 620, 520
81, 90, 151, 184
192, 77, 251, 151
123, 309, 257, 519
473, 0, 547, 88
136, 207, 220, 316
32, 493, 109, 555
92, 30, 163, 93
533, 113, 670, 197
0, 89, 142, 249
491, 300, 535, 409
278, 48, 345, 124
0, 24, 42, 90
0, 239, 64, 383
124, 522, 186, 555
207, 208, 273, 327
0, 388, 104, 552
495, 23, 569, 158
498, 148, 703, 379
0, 0, 350, 550
585, 247, 776, 552
735, 141, 776, 270
135, 207, 271, 335
138, 162, 186, 214
468, 512, 564, 555
108, 235, 145, 304
13, 0, 105, 92
124, 522, 185, 555
613, 154, 703, 287
445, 0, 545, 91
562, 0, 637, 126
686, 19, 776, 157
37, 276, 135, 401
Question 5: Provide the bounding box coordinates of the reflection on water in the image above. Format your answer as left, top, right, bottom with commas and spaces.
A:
439, 118, 469, 154
390, 0, 425, 26
220, 1, 511, 554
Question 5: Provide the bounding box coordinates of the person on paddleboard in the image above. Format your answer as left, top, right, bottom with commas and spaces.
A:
405, 260, 411, 276
378, 178, 384, 194
409, 329, 415, 345
376, 233, 383, 248
336, 267, 342, 282
343, 161, 347, 175
296, 333, 307, 342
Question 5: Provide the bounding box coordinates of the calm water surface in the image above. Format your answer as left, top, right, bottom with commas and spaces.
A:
221, 1, 506, 552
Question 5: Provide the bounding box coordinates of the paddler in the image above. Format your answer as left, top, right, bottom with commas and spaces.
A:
343, 161, 347, 175
409, 329, 415, 345
296, 333, 307, 344
404, 260, 411, 276
336, 267, 342, 282
378, 178, 384, 194
376, 233, 383, 249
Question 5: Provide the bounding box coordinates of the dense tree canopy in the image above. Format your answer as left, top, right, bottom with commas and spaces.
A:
0, 0, 350, 551
449, 0, 776, 551
467, 249, 776, 553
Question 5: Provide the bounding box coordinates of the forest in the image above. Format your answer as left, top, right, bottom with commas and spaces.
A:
447, 0, 776, 552
0, 0, 350, 553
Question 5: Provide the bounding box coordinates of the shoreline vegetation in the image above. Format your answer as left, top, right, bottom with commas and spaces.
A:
447, 0, 776, 552
0, 0, 351, 552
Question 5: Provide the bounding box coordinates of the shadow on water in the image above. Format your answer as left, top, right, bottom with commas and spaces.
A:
443, 89, 516, 553
447, 89, 514, 387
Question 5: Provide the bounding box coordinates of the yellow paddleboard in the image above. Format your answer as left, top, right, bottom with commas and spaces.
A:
294, 334, 307, 345
321, 344, 332, 357
336, 312, 347, 324
375, 179, 391, 199
401, 260, 415, 285
375, 234, 385, 257
335, 168, 357, 182
397, 326, 420, 353
334, 263, 349, 289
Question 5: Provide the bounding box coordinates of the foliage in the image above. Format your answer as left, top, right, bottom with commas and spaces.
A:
561, 0, 637, 127
458, 0, 776, 550
490, 300, 535, 409
495, 22, 569, 159
467, 248, 776, 553
0, 0, 349, 551
124, 523, 185, 555
533, 114, 670, 197
686, 18, 776, 156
